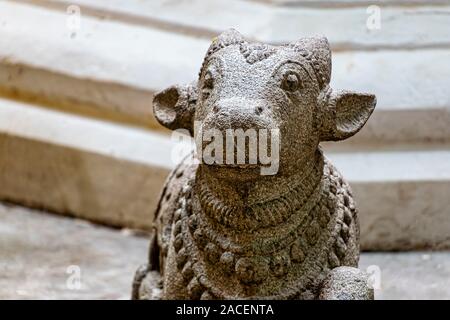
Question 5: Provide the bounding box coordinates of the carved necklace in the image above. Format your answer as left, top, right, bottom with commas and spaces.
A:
197, 152, 324, 231
170, 155, 355, 299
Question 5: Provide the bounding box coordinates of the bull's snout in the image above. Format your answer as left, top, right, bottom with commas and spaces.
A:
205, 97, 270, 132
197, 97, 280, 176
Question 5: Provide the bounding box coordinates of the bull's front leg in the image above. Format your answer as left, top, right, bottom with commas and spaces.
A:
319, 266, 374, 300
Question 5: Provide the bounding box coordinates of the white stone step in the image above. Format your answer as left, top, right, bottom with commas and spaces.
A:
0, 1, 207, 129
325, 148, 450, 250
359, 251, 450, 300
1, 202, 449, 299
1, 2, 449, 144
0, 96, 173, 230
17, 0, 450, 49
251, 0, 450, 8
1, 96, 448, 250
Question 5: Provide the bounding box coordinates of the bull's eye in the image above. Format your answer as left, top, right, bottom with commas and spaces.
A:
282, 72, 301, 92
202, 71, 214, 99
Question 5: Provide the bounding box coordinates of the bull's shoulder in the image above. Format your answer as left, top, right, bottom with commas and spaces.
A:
322, 155, 360, 268
135, 154, 197, 299
323, 155, 356, 212
154, 154, 198, 257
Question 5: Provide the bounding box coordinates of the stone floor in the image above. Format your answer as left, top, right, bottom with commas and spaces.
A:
0, 202, 449, 300
0, 202, 148, 299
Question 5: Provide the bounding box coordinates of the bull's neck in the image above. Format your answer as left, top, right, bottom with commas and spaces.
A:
194, 149, 324, 230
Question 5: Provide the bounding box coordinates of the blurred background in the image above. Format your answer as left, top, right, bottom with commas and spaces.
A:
0, 0, 449, 299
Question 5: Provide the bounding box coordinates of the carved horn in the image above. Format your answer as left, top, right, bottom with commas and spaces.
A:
288, 36, 332, 89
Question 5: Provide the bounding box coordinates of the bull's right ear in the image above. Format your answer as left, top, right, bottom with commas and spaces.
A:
319, 89, 376, 141
153, 82, 197, 136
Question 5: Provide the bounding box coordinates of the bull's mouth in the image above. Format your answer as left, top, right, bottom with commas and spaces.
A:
202, 162, 263, 181
207, 163, 260, 169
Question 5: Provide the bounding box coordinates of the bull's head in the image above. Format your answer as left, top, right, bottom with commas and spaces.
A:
153, 29, 376, 179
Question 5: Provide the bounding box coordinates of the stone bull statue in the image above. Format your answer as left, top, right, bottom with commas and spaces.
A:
133, 29, 377, 300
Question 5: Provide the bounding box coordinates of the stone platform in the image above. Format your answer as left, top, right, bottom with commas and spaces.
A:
0, 202, 448, 300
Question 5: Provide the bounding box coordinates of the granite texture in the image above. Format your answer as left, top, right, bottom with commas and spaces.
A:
0, 203, 147, 300
1, 202, 448, 300
134, 29, 376, 299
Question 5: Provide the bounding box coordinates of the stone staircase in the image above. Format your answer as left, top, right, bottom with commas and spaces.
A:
0, 0, 449, 250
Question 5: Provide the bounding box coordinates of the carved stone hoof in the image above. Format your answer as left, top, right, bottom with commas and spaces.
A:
132, 268, 163, 300
319, 266, 374, 300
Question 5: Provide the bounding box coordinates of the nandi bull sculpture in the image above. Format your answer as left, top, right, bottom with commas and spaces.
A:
133, 29, 376, 300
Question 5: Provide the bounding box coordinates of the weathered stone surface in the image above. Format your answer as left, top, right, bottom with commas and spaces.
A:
28, 0, 450, 49
355, 181, 450, 251
327, 149, 450, 250
331, 49, 450, 146
0, 96, 448, 250
135, 30, 376, 300
0, 3, 447, 253
1, 202, 449, 299
319, 266, 374, 300
0, 1, 207, 128
0, 202, 148, 300
254, 0, 450, 7
360, 252, 450, 300
1, 2, 449, 144
0, 96, 172, 230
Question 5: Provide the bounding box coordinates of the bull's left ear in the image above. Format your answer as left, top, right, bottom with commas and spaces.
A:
320, 90, 376, 141
153, 82, 197, 136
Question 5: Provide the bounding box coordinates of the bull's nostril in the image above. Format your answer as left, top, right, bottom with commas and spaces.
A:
255, 106, 264, 115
